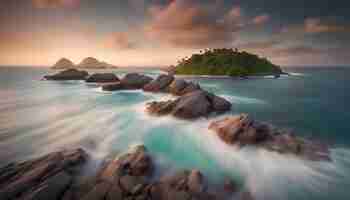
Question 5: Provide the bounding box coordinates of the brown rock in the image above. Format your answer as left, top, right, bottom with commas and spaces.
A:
143, 74, 174, 92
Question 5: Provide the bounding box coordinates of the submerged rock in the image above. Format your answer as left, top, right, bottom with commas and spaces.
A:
143, 74, 174, 92
102, 73, 153, 91
86, 73, 119, 83
209, 114, 331, 161
44, 69, 89, 81
146, 90, 232, 119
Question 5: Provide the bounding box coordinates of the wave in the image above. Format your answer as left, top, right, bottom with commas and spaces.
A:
219, 94, 266, 104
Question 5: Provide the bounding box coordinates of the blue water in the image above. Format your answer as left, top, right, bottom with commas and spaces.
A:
0, 67, 350, 200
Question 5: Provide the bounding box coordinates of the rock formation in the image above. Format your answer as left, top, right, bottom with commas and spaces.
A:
52, 58, 76, 69
86, 73, 120, 83
143, 74, 174, 92
102, 73, 153, 91
44, 69, 89, 80
146, 90, 232, 119
209, 114, 331, 161
78, 57, 116, 69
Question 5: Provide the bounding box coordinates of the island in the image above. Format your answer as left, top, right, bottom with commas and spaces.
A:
52, 57, 117, 69
173, 48, 283, 77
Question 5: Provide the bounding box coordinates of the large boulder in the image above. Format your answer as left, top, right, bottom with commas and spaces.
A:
44, 69, 89, 81
146, 90, 232, 119
143, 74, 174, 92
86, 73, 119, 83
121, 73, 153, 89
209, 114, 331, 161
167, 79, 201, 96
102, 73, 153, 91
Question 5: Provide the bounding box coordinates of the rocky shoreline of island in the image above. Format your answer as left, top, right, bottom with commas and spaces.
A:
1, 68, 331, 200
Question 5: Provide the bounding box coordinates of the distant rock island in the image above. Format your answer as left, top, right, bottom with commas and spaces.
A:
52, 57, 117, 69
173, 48, 283, 77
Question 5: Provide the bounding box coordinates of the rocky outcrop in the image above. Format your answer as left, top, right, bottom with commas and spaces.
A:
78, 57, 116, 69
146, 90, 232, 119
0, 148, 87, 200
209, 114, 331, 161
143, 74, 174, 92
167, 79, 201, 96
102, 73, 153, 91
86, 73, 119, 83
44, 69, 89, 80
52, 58, 75, 69
0, 145, 252, 200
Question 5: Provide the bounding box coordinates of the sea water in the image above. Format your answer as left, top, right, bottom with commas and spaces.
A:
0, 67, 349, 200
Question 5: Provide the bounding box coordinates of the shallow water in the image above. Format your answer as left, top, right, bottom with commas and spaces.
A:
0, 67, 350, 199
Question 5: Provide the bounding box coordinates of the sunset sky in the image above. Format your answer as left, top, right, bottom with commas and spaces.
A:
1, 0, 349, 67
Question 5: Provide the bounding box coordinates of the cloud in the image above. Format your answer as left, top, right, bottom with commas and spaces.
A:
32, 0, 80, 9
144, 0, 242, 48
252, 14, 270, 25
105, 32, 136, 50
304, 18, 347, 33
271, 46, 327, 57
236, 40, 280, 50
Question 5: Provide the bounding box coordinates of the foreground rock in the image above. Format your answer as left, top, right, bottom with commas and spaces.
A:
209, 114, 331, 161
167, 79, 201, 96
0, 145, 252, 200
143, 74, 174, 92
44, 69, 89, 81
147, 90, 232, 119
0, 148, 87, 200
102, 73, 153, 91
86, 73, 119, 83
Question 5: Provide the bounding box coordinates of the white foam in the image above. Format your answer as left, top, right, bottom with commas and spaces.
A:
219, 94, 266, 104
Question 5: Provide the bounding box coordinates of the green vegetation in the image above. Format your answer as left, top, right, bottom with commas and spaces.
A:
175, 48, 282, 76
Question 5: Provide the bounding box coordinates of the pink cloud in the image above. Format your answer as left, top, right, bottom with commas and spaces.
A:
144, 0, 242, 48
105, 32, 135, 50
304, 18, 347, 33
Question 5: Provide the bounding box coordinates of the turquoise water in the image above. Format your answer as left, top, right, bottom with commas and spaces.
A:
0, 67, 350, 199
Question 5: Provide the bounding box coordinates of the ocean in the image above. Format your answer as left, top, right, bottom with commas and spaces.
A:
0, 66, 349, 200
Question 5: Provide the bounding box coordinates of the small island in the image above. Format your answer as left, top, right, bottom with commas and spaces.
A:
173, 48, 283, 77
52, 57, 117, 69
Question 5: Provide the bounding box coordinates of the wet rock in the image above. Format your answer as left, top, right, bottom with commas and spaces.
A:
102, 73, 153, 91
167, 79, 201, 96
81, 182, 111, 200
143, 74, 174, 92
209, 114, 331, 161
86, 73, 119, 83
0, 148, 87, 200
44, 69, 89, 81
146, 90, 232, 119
187, 170, 205, 194
121, 73, 153, 89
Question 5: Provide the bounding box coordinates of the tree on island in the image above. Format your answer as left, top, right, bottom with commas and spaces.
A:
174, 48, 282, 76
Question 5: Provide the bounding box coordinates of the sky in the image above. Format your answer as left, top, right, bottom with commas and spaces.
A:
0, 0, 350, 67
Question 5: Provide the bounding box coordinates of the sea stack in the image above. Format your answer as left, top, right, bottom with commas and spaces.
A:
78, 57, 116, 69
52, 58, 75, 69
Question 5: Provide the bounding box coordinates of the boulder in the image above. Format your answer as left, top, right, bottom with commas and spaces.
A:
86, 73, 119, 83
121, 73, 153, 89
44, 69, 89, 81
167, 79, 201, 96
209, 114, 331, 161
146, 90, 232, 119
143, 74, 174, 92
187, 170, 204, 194
101, 73, 153, 91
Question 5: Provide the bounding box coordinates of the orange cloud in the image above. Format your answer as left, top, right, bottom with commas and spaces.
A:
144, 0, 242, 48
32, 0, 80, 9
252, 14, 270, 25
304, 18, 347, 33
105, 32, 136, 50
